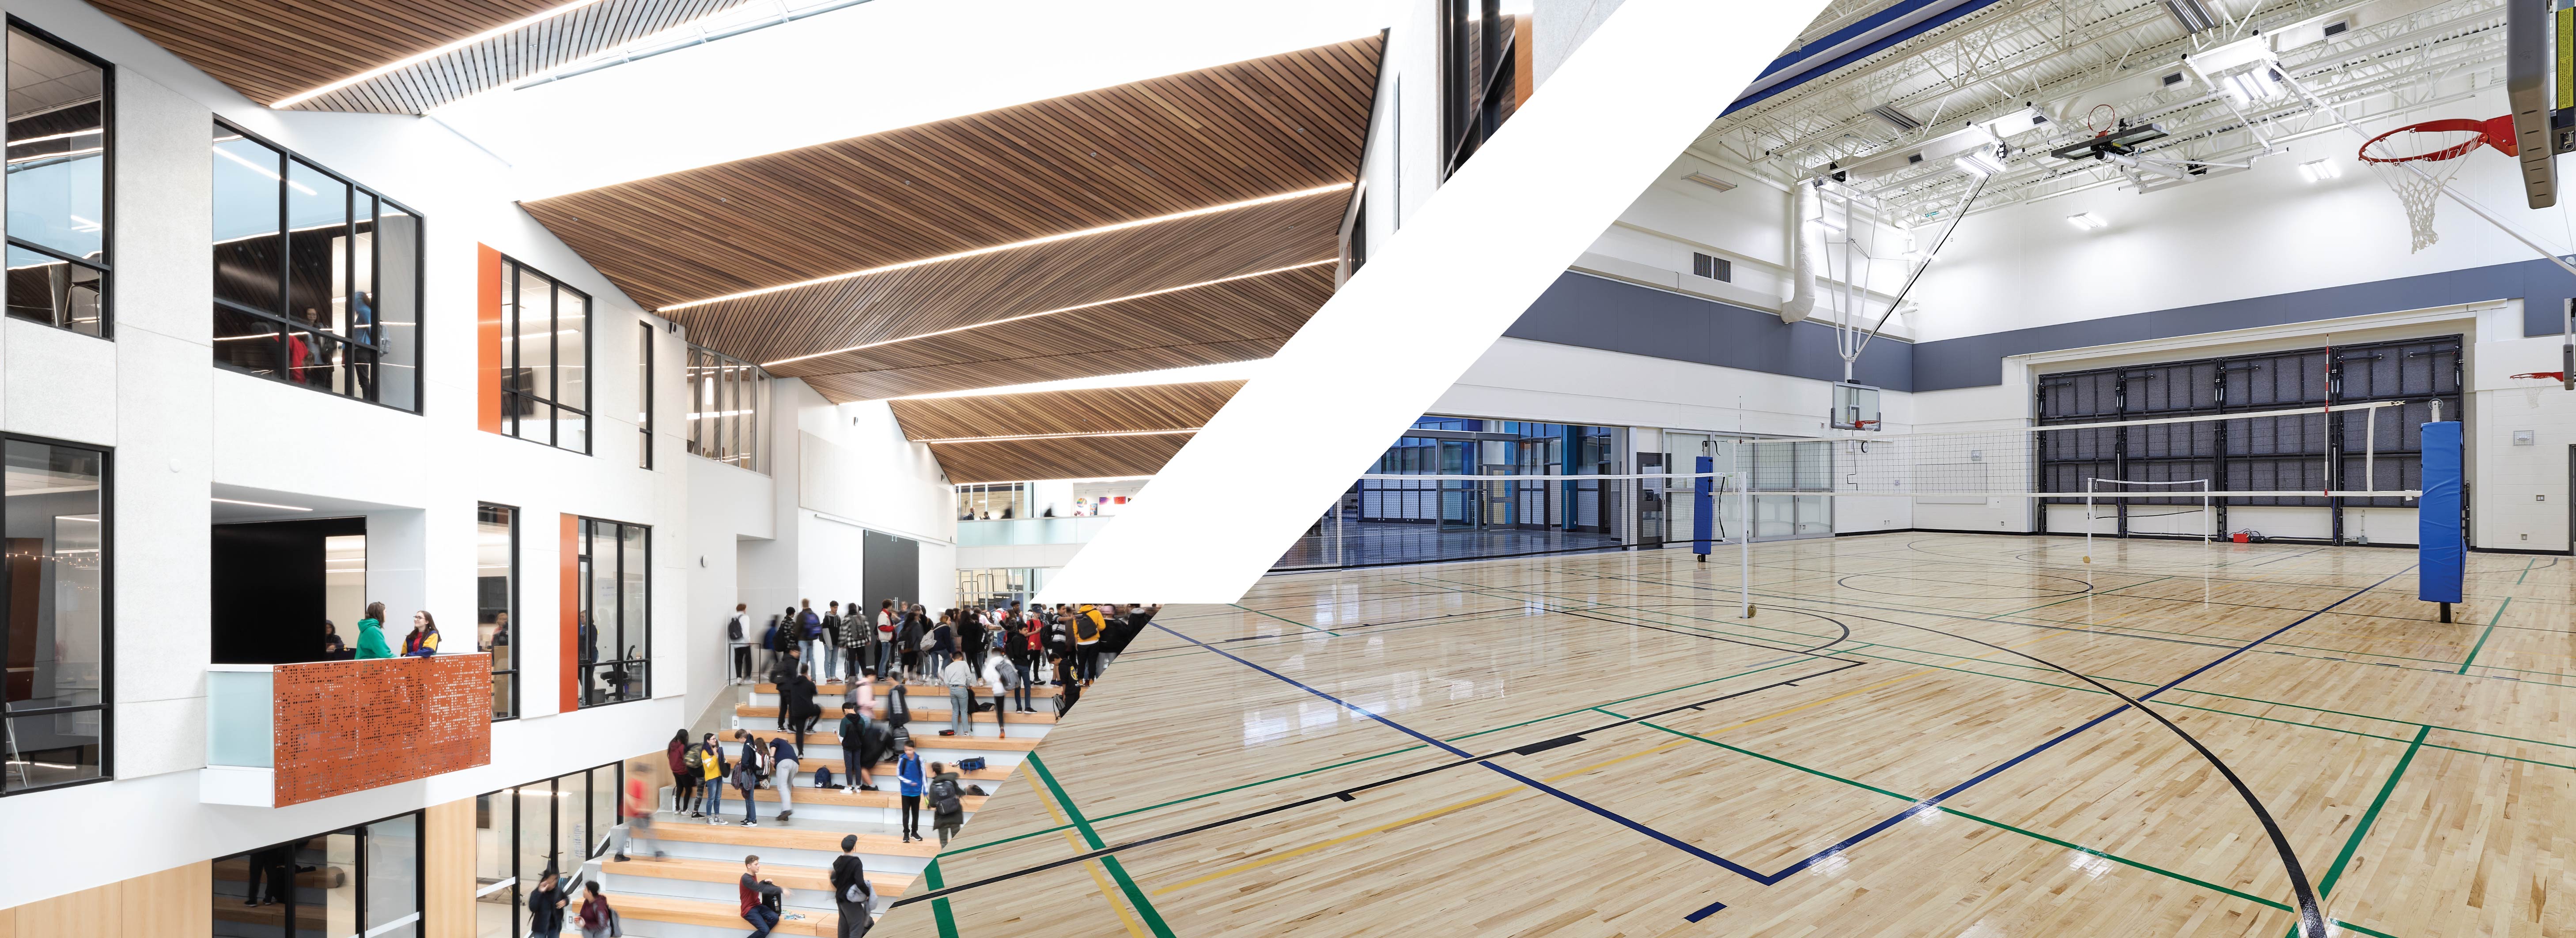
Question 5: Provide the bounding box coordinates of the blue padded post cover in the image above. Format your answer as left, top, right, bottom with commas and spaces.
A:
1693, 456, 1714, 555
2417, 421, 2464, 604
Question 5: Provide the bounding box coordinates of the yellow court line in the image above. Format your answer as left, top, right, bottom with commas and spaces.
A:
1152, 629, 2072, 897
1025, 770, 1151, 938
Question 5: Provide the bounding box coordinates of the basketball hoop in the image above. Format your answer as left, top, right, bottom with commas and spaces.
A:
2358, 116, 2517, 252
1851, 419, 1881, 431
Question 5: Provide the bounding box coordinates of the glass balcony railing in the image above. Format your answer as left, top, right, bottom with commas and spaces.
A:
955, 515, 1118, 546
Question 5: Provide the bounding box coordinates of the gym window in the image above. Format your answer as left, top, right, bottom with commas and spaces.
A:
5, 22, 110, 339
211, 120, 423, 410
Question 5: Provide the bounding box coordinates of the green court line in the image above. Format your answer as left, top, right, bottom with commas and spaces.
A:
1026, 752, 1177, 938
2518, 558, 2537, 585
2283, 725, 2431, 938
2457, 599, 2514, 674
1229, 603, 1338, 637
921, 859, 959, 938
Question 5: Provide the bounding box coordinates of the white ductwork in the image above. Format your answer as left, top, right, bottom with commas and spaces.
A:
1782, 181, 1823, 323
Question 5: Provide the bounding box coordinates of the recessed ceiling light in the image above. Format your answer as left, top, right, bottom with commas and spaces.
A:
212, 497, 314, 512
2065, 212, 2106, 231
2299, 158, 2341, 182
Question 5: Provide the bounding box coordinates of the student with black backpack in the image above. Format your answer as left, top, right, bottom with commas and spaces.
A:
928, 762, 965, 847
732, 730, 766, 827
728, 603, 752, 683
829, 834, 874, 938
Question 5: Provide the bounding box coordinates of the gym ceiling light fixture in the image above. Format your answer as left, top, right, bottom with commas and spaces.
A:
760, 259, 1337, 367
2300, 158, 2342, 182
2066, 212, 2106, 231
1954, 145, 2007, 177
666, 183, 1353, 313
915, 428, 1201, 445
269, 0, 615, 107
212, 497, 314, 512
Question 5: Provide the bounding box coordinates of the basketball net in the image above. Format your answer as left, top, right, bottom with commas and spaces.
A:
2358, 117, 2513, 252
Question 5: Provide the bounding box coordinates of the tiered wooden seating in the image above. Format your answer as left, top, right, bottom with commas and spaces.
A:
612, 855, 912, 898
756, 681, 1059, 698
645, 822, 938, 859
739, 729, 1040, 752
575, 893, 840, 936
734, 701, 1059, 726
741, 783, 988, 812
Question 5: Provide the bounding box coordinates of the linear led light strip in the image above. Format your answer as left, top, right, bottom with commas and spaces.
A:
915, 428, 1199, 445
666, 182, 1350, 315
270, 0, 617, 108
763, 258, 1334, 367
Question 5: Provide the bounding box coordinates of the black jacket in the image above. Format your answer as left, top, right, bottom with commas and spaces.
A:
782, 675, 819, 718
829, 854, 868, 901
526, 885, 567, 933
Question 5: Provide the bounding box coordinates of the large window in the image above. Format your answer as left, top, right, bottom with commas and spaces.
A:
5, 23, 110, 338
475, 763, 624, 938
636, 322, 653, 469
477, 504, 517, 720
576, 518, 648, 708
498, 258, 590, 452
2037, 335, 2462, 540
1438, 0, 1522, 179
212, 810, 422, 938
2, 436, 108, 794
686, 343, 768, 472
211, 121, 422, 410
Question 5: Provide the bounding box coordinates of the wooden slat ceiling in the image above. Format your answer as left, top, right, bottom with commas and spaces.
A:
927, 434, 1195, 486
887, 381, 1242, 441
89, 0, 751, 113
522, 35, 1381, 419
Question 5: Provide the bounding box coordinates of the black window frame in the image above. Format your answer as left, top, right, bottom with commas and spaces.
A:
211, 807, 425, 937
208, 118, 425, 413
496, 256, 594, 454
479, 501, 519, 722
0, 432, 113, 797
3, 17, 113, 341
575, 517, 649, 708
479, 761, 625, 937
637, 321, 654, 470
1438, 0, 1519, 179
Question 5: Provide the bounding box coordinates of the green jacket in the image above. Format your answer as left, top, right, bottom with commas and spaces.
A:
354, 618, 393, 659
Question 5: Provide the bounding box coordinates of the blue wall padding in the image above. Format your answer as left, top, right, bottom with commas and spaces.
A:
1693, 456, 1714, 556
2417, 421, 2464, 604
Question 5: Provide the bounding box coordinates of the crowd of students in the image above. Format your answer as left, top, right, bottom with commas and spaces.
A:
732, 599, 1160, 692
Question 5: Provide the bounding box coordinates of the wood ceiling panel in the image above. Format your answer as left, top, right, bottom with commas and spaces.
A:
89, 0, 751, 113
801, 339, 1283, 403
521, 35, 1381, 311
670, 194, 1339, 363
888, 380, 1243, 441
927, 434, 1195, 485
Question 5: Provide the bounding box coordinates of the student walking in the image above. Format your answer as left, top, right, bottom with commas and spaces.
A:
897, 608, 925, 683
575, 881, 616, 938
783, 665, 822, 753
928, 762, 965, 848
830, 833, 874, 937
733, 731, 765, 826
729, 603, 754, 682
1072, 604, 1105, 685
940, 653, 976, 737
837, 702, 870, 792
873, 600, 899, 678
524, 869, 567, 938
699, 733, 727, 822
797, 599, 824, 672
354, 602, 393, 659
925, 611, 956, 682
820, 601, 844, 679
958, 608, 985, 676
739, 856, 784, 938
896, 745, 925, 843
768, 733, 800, 824
983, 652, 1023, 730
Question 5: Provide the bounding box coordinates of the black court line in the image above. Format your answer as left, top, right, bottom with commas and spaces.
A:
888, 606, 1861, 910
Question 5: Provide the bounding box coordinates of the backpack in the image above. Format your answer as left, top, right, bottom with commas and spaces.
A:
683, 744, 704, 772
931, 779, 962, 816
1074, 608, 1102, 643
813, 765, 833, 788
727, 614, 744, 642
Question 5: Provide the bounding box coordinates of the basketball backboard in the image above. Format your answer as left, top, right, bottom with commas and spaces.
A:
2506, 0, 2576, 207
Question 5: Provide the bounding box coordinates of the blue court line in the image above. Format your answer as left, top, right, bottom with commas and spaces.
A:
1151, 567, 2407, 921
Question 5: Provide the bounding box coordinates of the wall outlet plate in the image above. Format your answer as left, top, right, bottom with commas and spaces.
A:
2512, 429, 2536, 445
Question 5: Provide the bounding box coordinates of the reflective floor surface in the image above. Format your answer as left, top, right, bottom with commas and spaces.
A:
874, 534, 2574, 937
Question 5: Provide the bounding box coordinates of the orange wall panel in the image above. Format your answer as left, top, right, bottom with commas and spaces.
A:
560, 514, 579, 714
477, 245, 503, 434
271, 655, 492, 807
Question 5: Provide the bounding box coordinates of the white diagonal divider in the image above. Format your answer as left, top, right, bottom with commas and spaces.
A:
1037, 0, 1832, 603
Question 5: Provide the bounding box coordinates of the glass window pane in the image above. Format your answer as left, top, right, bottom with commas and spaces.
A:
284, 160, 348, 334
515, 784, 554, 897
515, 266, 553, 404
375, 204, 419, 411
366, 813, 420, 938
212, 307, 283, 375
588, 527, 616, 703
620, 523, 647, 666
474, 795, 513, 938
212, 128, 284, 313
557, 772, 588, 867
4, 438, 106, 726
555, 288, 586, 411
557, 407, 586, 454
477, 504, 515, 719
588, 766, 618, 858
7, 28, 106, 264
6, 246, 102, 335
2, 712, 100, 791
310, 830, 359, 938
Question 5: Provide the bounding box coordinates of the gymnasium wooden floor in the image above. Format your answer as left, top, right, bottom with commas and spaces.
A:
876, 533, 2572, 937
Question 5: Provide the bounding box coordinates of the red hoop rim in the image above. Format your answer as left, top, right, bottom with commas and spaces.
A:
2358, 116, 2515, 163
